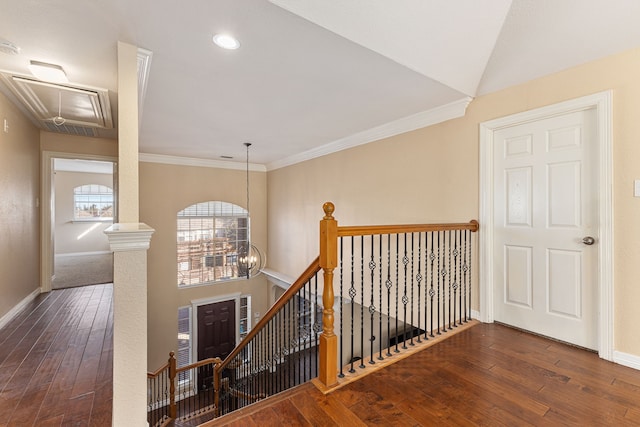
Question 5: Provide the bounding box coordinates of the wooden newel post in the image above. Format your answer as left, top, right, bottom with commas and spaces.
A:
319, 202, 338, 387
169, 351, 177, 419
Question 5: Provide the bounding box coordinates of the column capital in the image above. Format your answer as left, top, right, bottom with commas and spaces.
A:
104, 222, 155, 252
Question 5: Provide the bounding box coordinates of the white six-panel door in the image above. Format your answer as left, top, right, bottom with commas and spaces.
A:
493, 109, 598, 350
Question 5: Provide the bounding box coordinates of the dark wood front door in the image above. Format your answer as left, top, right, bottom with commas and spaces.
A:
197, 300, 235, 390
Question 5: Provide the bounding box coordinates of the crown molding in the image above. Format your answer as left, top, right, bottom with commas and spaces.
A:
139, 152, 267, 172
266, 96, 472, 171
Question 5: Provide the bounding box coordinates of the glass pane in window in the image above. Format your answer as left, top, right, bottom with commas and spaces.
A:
177, 201, 249, 286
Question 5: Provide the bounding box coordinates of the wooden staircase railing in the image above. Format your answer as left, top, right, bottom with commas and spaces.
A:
147, 202, 479, 425
318, 202, 478, 387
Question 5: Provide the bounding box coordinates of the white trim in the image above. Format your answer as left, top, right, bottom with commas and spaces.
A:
266, 96, 473, 171
104, 223, 155, 252
613, 351, 640, 371
0, 288, 40, 330
262, 267, 295, 290
471, 309, 481, 321
56, 250, 112, 258
41, 151, 118, 293
139, 153, 266, 172
478, 90, 614, 360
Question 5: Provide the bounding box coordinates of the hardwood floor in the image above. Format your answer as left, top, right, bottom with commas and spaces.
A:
0, 284, 112, 426
3, 287, 640, 426
203, 323, 640, 426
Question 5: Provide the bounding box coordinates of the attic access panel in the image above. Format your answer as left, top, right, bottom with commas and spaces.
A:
4, 75, 113, 129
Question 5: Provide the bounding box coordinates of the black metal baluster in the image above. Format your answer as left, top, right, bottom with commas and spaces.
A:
429, 232, 435, 338
287, 299, 293, 390
423, 232, 429, 341
369, 234, 376, 364
257, 330, 262, 401
314, 273, 319, 378
402, 234, 409, 349
349, 236, 356, 373
378, 235, 384, 360
303, 282, 308, 384
359, 236, 365, 369
456, 229, 461, 327
447, 230, 451, 330
410, 232, 415, 346
386, 234, 392, 357
437, 230, 441, 335
339, 237, 345, 378
286, 299, 291, 391
292, 297, 297, 388
465, 229, 471, 322
279, 309, 283, 390
394, 234, 400, 353
267, 318, 272, 396
276, 310, 281, 393
240, 354, 245, 407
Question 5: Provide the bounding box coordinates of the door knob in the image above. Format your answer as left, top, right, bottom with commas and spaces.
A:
582, 236, 596, 245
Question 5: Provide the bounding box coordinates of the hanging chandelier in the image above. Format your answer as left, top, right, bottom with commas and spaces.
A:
238, 142, 265, 279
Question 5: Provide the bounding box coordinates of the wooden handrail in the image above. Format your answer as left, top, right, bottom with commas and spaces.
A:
147, 362, 170, 379
337, 219, 479, 237
175, 357, 221, 374
216, 257, 321, 372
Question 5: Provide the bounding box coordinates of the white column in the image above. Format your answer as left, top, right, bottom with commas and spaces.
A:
105, 223, 154, 426
117, 41, 140, 223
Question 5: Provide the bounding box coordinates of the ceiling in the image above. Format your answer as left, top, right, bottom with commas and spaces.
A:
1, 0, 640, 169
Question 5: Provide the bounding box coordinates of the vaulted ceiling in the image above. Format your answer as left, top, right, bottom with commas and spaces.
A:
1, 0, 639, 169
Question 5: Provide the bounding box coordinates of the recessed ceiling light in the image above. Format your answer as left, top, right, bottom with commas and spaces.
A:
29, 60, 68, 83
212, 34, 240, 50
0, 38, 20, 55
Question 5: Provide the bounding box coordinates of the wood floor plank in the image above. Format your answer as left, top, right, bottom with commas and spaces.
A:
0, 285, 113, 427
30, 414, 64, 427
289, 389, 339, 427
62, 392, 95, 426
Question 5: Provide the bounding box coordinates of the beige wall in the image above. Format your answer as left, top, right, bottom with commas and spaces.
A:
53, 171, 113, 254
140, 161, 270, 369
267, 47, 640, 357
0, 91, 40, 319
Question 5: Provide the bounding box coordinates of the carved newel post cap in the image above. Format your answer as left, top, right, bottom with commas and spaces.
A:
323, 202, 335, 219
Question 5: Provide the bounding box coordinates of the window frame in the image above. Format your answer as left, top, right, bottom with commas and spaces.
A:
72, 183, 114, 222
177, 201, 250, 288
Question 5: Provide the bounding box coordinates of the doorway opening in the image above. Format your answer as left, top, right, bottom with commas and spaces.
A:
41, 151, 118, 292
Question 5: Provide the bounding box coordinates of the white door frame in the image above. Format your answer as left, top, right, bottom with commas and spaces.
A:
478, 91, 613, 360
40, 150, 118, 292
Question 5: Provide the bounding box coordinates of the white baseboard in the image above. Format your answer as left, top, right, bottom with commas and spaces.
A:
0, 288, 41, 330
56, 250, 112, 258
613, 351, 640, 371
471, 310, 481, 321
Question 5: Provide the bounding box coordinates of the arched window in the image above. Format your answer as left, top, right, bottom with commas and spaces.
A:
73, 184, 113, 220
177, 201, 248, 286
